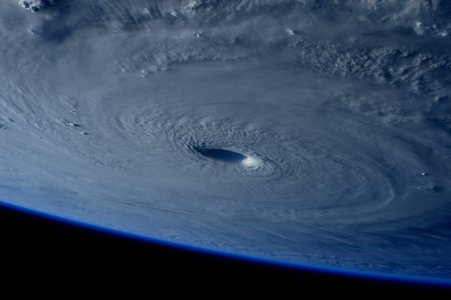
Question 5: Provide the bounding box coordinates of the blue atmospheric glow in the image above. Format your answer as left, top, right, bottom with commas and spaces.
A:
1, 200, 450, 289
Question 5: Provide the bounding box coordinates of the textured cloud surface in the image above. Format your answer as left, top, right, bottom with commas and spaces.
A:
0, 0, 450, 277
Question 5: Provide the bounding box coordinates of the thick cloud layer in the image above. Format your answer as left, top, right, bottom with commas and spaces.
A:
0, 0, 450, 277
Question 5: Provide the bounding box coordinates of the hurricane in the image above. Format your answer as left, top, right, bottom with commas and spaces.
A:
1, 0, 451, 278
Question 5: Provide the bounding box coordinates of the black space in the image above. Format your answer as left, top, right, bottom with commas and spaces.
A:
0, 203, 449, 295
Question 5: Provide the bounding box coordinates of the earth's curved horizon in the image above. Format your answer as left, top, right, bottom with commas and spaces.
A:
1, 0, 450, 279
